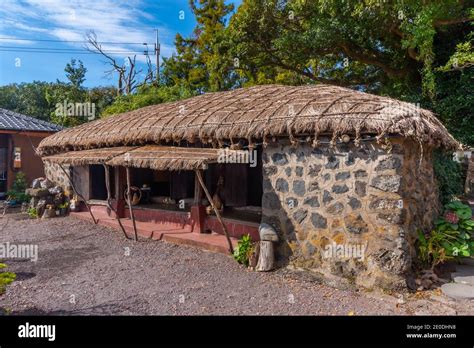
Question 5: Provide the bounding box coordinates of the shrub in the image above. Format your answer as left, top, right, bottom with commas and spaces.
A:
6, 172, 30, 203
233, 234, 254, 266
0, 263, 16, 294
418, 200, 474, 267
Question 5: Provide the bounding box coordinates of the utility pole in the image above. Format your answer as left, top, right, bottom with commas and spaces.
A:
154, 29, 160, 84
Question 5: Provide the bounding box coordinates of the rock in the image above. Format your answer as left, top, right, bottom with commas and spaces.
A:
303, 196, 319, 207
345, 153, 355, 166
307, 164, 322, 177
262, 192, 280, 210
421, 278, 433, 290
40, 179, 54, 189
344, 214, 368, 234
323, 173, 331, 181
335, 172, 351, 181
295, 166, 303, 177
370, 175, 401, 192
453, 275, 474, 285
285, 167, 292, 177
348, 197, 361, 210
264, 166, 278, 176
327, 202, 344, 214
441, 283, 474, 300
25, 188, 50, 198
259, 223, 279, 242
332, 184, 349, 194
354, 170, 367, 178
293, 209, 308, 225
275, 178, 289, 192
311, 212, 327, 229
308, 182, 320, 192
325, 156, 340, 169
271, 153, 288, 165
293, 180, 306, 196
375, 157, 401, 171
322, 190, 333, 204
355, 181, 367, 197
31, 177, 44, 189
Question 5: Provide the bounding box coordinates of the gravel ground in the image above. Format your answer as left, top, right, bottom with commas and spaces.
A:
0, 213, 473, 315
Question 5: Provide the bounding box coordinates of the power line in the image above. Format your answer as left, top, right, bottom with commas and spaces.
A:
0, 49, 151, 55
0, 45, 149, 54
0, 36, 153, 45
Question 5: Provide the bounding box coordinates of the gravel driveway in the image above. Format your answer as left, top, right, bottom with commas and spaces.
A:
0, 213, 472, 315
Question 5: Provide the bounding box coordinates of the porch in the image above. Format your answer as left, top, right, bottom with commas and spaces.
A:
44, 145, 262, 254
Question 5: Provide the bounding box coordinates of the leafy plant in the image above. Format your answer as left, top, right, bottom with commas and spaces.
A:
6, 172, 30, 203
418, 200, 474, 267
58, 202, 69, 209
27, 207, 38, 219
0, 263, 16, 294
233, 234, 254, 266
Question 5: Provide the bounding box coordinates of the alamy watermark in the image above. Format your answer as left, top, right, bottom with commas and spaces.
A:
323, 242, 367, 261
0, 242, 38, 262
55, 100, 96, 120
217, 148, 257, 167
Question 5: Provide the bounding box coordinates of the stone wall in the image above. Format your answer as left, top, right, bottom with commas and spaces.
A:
43, 160, 71, 192
261, 138, 438, 289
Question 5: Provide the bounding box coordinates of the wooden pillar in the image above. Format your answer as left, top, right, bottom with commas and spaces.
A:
195, 169, 233, 254
103, 164, 129, 239
114, 166, 126, 218
125, 167, 138, 241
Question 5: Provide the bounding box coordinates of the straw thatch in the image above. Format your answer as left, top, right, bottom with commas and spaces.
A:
37, 84, 459, 156
43, 145, 223, 171
42, 146, 134, 166
107, 145, 221, 170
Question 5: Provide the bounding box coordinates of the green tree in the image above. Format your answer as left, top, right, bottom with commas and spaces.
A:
162, 0, 236, 92
64, 59, 87, 88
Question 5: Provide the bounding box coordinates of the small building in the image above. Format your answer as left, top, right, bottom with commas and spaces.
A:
0, 108, 62, 197
37, 85, 459, 289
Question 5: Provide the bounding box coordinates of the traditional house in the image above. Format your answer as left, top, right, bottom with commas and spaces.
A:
37, 85, 458, 289
0, 108, 62, 197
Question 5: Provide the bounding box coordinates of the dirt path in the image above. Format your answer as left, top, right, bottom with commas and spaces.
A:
0, 214, 472, 315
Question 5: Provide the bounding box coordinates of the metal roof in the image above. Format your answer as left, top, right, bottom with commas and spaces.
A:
0, 108, 62, 132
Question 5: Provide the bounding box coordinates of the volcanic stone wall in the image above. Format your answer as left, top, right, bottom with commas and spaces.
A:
261, 137, 438, 289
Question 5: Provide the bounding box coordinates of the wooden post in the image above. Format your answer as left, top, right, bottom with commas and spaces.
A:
103, 164, 129, 239
256, 241, 274, 271
125, 167, 138, 241
195, 169, 233, 254
194, 170, 203, 205
59, 164, 97, 224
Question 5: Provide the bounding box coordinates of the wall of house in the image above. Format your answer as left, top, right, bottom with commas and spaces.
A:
8, 134, 46, 189
261, 137, 438, 289
43, 160, 72, 192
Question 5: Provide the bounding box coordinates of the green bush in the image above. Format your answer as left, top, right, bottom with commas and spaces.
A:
6, 172, 30, 203
233, 234, 253, 266
418, 200, 474, 267
433, 151, 465, 205
0, 263, 16, 294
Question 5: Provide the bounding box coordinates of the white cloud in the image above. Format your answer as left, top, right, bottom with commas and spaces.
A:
0, 0, 174, 63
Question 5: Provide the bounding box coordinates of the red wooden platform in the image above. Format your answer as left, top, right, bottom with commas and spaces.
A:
69, 205, 255, 254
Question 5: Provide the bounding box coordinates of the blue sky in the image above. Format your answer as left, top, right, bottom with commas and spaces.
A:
0, 0, 239, 88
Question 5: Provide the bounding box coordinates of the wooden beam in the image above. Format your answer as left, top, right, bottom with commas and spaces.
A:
103, 164, 130, 239
125, 167, 138, 241
59, 164, 97, 224
195, 169, 234, 254
194, 170, 203, 205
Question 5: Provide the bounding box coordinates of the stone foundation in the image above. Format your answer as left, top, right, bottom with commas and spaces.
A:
261, 138, 438, 289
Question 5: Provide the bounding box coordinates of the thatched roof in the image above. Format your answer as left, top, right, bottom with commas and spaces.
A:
43, 145, 224, 171
37, 84, 459, 155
